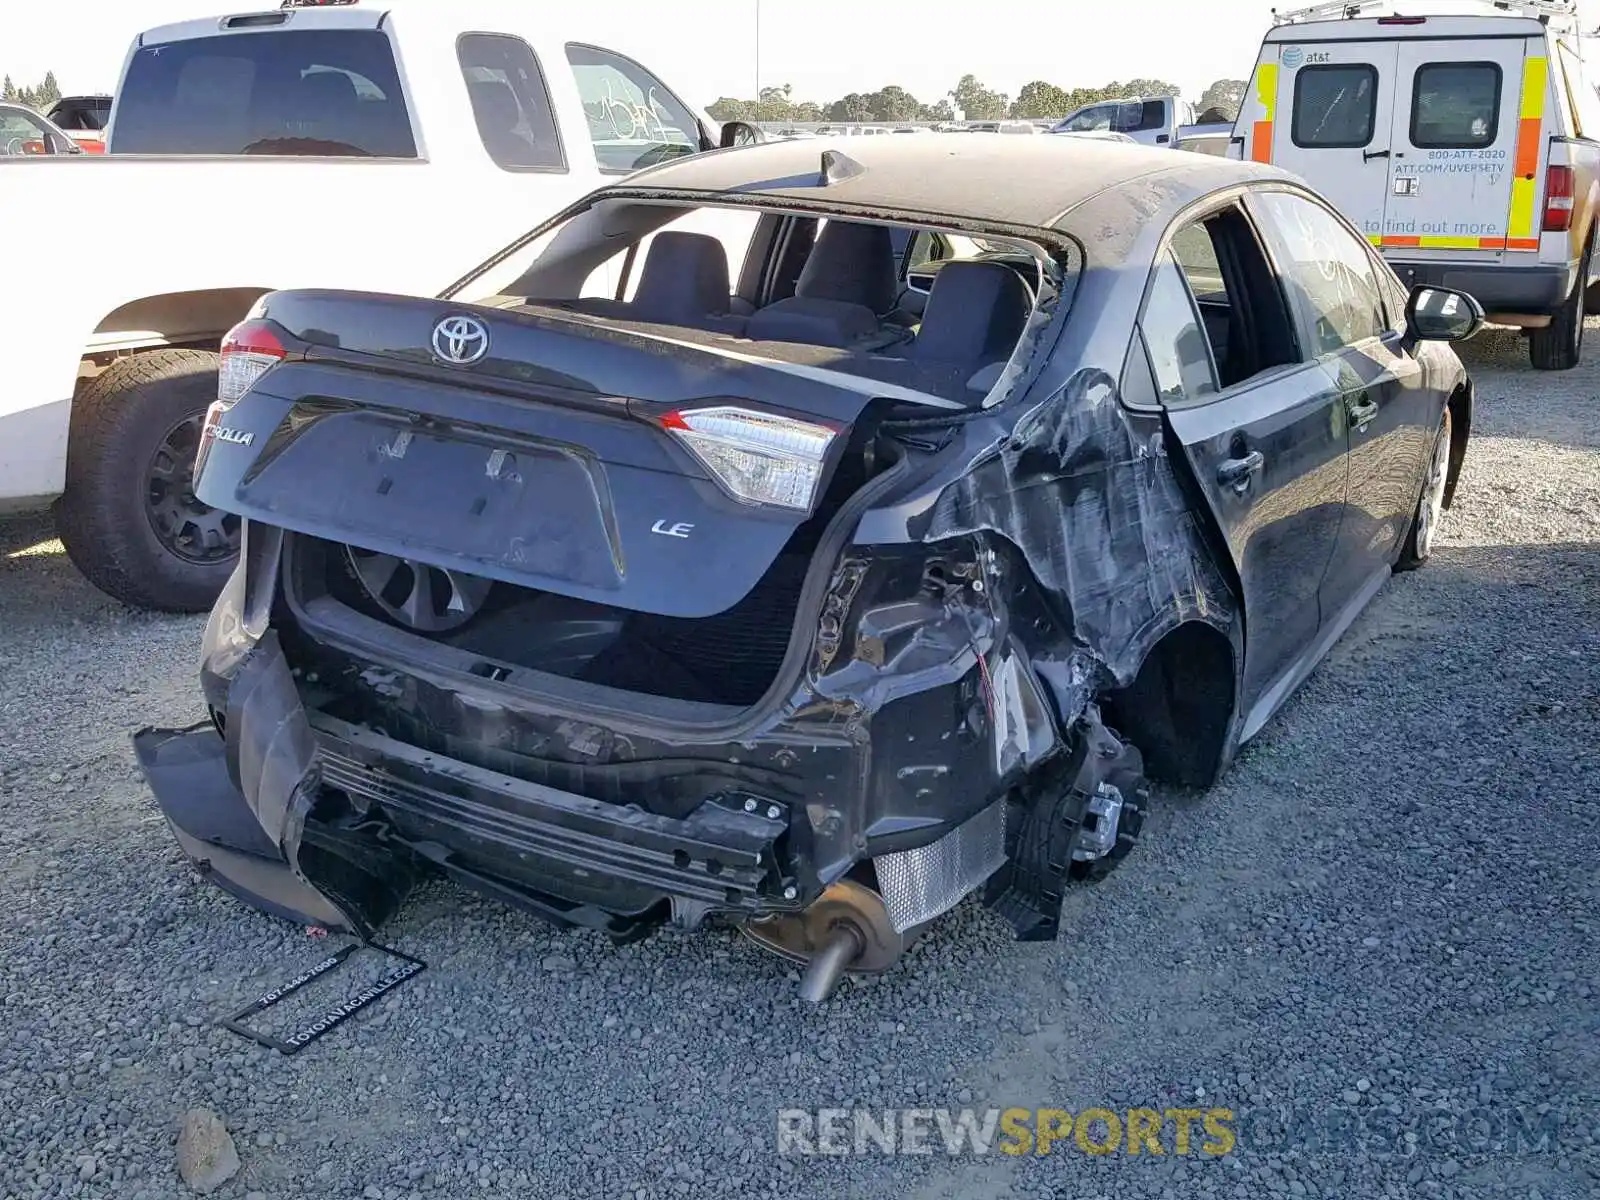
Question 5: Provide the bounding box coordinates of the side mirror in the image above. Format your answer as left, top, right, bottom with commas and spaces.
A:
719, 121, 764, 150
1405, 285, 1484, 343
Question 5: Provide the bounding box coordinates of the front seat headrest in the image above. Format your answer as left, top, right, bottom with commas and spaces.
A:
796, 221, 900, 315
631, 232, 733, 324
911, 261, 1033, 370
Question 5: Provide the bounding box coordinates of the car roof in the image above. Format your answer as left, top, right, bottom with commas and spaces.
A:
611, 133, 1291, 230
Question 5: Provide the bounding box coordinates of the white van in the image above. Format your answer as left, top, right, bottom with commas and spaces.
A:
1231, 0, 1600, 369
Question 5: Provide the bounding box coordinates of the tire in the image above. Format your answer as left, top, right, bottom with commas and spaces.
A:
1396, 405, 1452, 572
55, 349, 239, 613
1530, 244, 1591, 370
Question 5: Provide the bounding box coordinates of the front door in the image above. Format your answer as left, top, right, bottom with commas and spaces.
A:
1383, 40, 1527, 251
1270, 39, 1398, 245
1138, 205, 1350, 717
1246, 189, 1428, 624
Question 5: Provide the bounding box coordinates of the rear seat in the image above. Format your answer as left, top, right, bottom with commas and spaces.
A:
565, 231, 745, 334
746, 221, 902, 348
628, 232, 745, 334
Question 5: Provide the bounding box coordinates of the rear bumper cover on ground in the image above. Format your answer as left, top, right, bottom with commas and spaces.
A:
1386, 259, 1575, 314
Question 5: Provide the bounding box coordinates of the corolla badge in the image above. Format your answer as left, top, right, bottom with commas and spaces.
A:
431, 315, 490, 365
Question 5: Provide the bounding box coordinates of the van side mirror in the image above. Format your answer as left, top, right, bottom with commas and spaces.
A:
1405, 285, 1484, 343
719, 121, 763, 150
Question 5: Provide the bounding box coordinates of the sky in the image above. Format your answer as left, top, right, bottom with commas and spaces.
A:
5, 0, 1597, 108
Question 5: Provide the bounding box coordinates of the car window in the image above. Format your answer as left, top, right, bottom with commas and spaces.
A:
0, 108, 62, 155
1171, 224, 1227, 303
1140, 251, 1218, 403
1371, 249, 1412, 334
1292, 64, 1378, 149
564, 43, 700, 173
50, 101, 109, 131
458, 34, 565, 171
1250, 191, 1388, 355
112, 29, 416, 156
1411, 62, 1501, 150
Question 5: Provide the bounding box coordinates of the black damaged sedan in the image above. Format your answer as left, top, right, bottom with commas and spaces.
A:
138, 135, 1481, 1000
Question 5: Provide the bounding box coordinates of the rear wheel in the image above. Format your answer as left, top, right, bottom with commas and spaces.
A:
1397, 406, 1452, 572
55, 349, 239, 612
1530, 242, 1591, 370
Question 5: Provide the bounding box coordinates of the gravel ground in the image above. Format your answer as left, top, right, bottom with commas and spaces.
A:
1, 324, 1597, 1200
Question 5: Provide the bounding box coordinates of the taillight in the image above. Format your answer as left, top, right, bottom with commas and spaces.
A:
1543, 164, 1574, 232
659, 406, 837, 510
216, 320, 287, 407
1377, 15, 1426, 24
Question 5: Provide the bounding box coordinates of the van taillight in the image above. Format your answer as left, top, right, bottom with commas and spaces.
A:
1544, 165, 1575, 232
1377, 15, 1426, 23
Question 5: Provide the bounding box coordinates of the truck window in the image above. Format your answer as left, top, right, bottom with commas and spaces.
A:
1291, 63, 1378, 149
1112, 99, 1169, 134
1410, 63, 1501, 150
457, 34, 565, 171
564, 44, 701, 173
113, 29, 416, 157
1061, 104, 1114, 132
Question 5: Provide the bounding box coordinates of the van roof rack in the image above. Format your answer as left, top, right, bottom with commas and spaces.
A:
1272, 0, 1578, 27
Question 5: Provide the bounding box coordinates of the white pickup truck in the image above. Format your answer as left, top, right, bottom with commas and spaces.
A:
1050, 95, 1233, 150
0, 0, 760, 611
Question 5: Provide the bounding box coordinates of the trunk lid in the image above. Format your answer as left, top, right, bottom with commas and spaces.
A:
196, 290, 882, 620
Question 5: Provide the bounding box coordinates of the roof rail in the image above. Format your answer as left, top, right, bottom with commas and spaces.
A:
1271, 0, 1578, 27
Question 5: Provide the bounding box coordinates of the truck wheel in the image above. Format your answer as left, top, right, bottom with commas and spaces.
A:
1530, 245, 1591, 371
55, 349, 238, 613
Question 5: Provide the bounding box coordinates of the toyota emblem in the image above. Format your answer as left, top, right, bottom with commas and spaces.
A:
431, 315, 490, 365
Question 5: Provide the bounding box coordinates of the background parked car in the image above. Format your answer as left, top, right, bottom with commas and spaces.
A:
44, 94, 111, 153
0, 102, 81, 156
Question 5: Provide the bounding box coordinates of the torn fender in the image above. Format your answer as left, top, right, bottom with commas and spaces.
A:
926, 365, 1241, 700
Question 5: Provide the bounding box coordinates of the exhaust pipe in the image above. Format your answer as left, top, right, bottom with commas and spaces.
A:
741, 879, 908, 1002
797, 924, 864, 1003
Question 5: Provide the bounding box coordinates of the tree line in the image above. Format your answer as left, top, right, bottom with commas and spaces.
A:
708, 75, 1249, 125
1, 72, 62, 111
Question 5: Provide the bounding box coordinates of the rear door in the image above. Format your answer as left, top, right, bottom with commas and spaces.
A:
1271, 40, 1398, 243
1383, 40, 1528, 250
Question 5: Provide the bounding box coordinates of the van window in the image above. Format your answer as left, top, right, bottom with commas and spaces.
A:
458, 34, 565, 171
1291, 64, 1378, 149
112, 29, 416, 157
1411, 62, 1502, 150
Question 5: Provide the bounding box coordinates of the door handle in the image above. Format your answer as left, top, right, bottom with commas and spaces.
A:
1363, 148, 1391, 162
1216, 449, 1265, 494
1347, 394, 1379, 429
